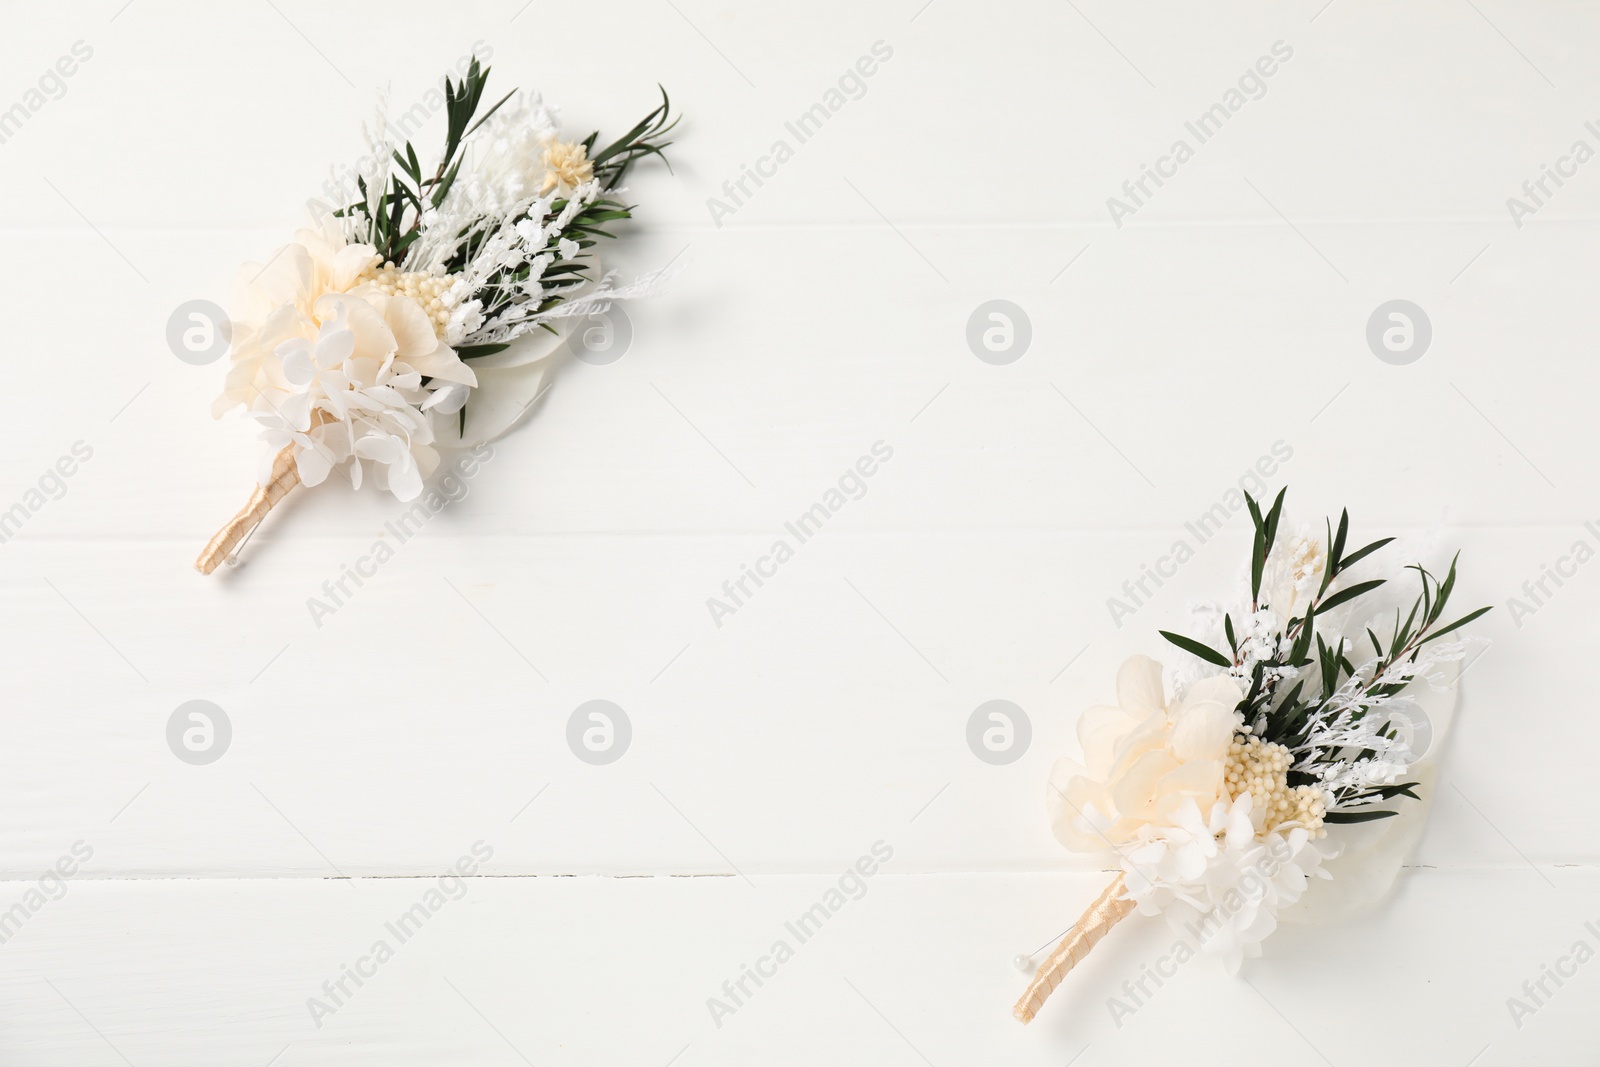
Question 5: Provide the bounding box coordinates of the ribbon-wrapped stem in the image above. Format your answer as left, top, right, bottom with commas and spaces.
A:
1013, 874, 1134, 1024
194, 443, 300, 574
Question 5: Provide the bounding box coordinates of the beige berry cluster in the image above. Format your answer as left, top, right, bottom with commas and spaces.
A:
356, 261, 454, 337
1226, 733, 1328, 837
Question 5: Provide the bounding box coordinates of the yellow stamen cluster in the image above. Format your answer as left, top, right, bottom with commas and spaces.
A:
1226, 734, 1327, 837
356, 262, 454, 336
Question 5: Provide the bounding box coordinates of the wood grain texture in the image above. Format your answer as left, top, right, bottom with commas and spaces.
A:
1, 0, 1595, 1062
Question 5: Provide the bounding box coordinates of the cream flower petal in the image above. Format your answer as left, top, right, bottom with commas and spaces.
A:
1047, 772, 1118, 853
278, 391, 313, 433
215, 357, 264, 418
422, 381, 471, 414
319, 293, 396, 361
384, 295, 440, 360
1112, 749, 1181, 822
1116, 655, 1167, 716
315, 390, 347, 419
1118, 794, 1330, 970
345, 357, 381, 389
1185, 674, 1248, 710
1169, 700, 1239, 761
1168, 675, 1244, 761
277, 343, 314, 387
330, 244, 378, 290
213, 212, 461, 503
315, 327, 355, 368
230, 244, 312, 324
259, 304, 310, 349
294, 443, 333, 487
1237, 905, 1277, 946
383, 293, 478, 386
365, 385, 409, 410
387, 458, 423, 501
404, 345, 478, 387
1171, 798, 1209, 839
353, 433, 405, 463
1224, 796, 1256, 847
1170, 842, 1210, 883
1075, 704, 1138, 776
1153, 758, 1224, 810
1126, 839, 1165, 870
1107, 713, 1169, 779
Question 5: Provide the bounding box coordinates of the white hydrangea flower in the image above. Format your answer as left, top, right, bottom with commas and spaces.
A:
234, 289, 476, 501
1121, 794, 1331, 973
1048, 656, 1243, 854
214, 213, 479, 500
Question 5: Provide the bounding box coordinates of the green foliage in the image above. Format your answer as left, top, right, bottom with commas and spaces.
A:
1162, 490, 1491, 820
337, 62, 676, 279
1159, 630, 1232, 668
331, 64, 676, 432
589, 86, 678, 191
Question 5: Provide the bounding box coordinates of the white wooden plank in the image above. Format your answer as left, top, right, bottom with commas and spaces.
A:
0, 869, 1590, 1065
0, 523, 1592, 875
0, 217, 1593, 544
1, 0, 1597, 1061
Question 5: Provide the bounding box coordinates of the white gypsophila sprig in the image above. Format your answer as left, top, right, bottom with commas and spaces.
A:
406, 187, 551, 341
333, 98, 396, 249
480, 264, 670, 335
1287, 634, 1477, 801
408, 169, 598, 323
455, 90, 560, 216
403, 93, 567, 273
1169, 599, 1297, 706
1229, 607, 1296, 695
383, 86, 676, 352
1173, 517, 1372, 707
415, 177, 673, 349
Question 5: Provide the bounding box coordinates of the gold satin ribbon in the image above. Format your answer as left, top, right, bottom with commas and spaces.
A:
1013, 873, 1135, 1024
195, 442, 300, 574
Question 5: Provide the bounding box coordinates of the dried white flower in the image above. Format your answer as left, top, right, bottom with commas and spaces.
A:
214, 216, 476, 500
1048, 656, 1243, 854
1122, 795, 1330, 973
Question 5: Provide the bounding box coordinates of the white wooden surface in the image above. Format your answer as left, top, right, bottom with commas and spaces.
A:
2, 1, 1596, 1063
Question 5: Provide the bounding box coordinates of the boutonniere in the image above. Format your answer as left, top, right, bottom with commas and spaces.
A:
196, 59, 675, 573
1015, 489, 1489, 1022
